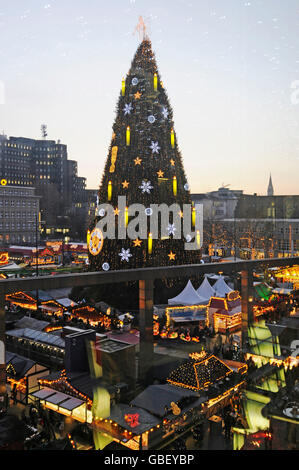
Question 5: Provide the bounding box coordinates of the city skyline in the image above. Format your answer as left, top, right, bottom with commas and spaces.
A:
1, 0, 299, 195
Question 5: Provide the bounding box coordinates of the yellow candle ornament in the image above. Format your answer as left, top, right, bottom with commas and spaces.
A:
108, 181, 112, 201
154, 73, 158, 91
125, 207, 129, 227
122, 77, 125, 96
196, 230, 201, 248
173, 176, 177, 196
192, 206, 196, 227
171, 128, 175, 148
126, 126, 130, 146
148, 233, 153, 255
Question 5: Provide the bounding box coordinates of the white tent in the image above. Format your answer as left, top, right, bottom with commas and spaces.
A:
0, 262, 21, 271
213, 276, 233, 297
168, 280, 205, 306
196, 277, 215, 301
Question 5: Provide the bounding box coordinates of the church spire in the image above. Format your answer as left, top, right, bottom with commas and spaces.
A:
267, 173, 274, 196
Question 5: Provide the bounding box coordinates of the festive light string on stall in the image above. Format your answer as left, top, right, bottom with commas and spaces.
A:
39, 369, 92, 406
245, 353, 298, 370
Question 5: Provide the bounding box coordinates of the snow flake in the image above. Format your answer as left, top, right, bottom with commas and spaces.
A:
139, 180, 153, 194
150, 141, 160, 154
118, 248, 132, 262
162, 107, 169, 119
123, 103, 133, 115
167, 223, 176, 236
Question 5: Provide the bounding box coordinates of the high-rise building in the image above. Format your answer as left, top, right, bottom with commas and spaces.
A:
0, 185, 40, 246
0, 134, 88, 240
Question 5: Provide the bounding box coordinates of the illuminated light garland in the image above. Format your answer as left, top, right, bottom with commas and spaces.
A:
7, 376, 27, 394
109, 146, 118, 173
39, 369, 92, 406
167, 354, 234, 392
245, 353, 299, 371
165, 304, 208, 328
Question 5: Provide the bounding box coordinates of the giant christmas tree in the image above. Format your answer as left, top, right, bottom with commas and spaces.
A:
88, 38, 201, 272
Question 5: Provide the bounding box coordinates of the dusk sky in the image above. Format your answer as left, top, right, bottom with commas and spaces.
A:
1, 0, 299, 195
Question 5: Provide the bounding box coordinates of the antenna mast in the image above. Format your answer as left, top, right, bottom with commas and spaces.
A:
41, 124, 48, 139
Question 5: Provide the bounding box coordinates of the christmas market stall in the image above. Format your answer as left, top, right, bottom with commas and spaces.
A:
208, 290, 242, 334
6, 351, 50, 405
30, 369, 93, 425
274, 265, 299, 291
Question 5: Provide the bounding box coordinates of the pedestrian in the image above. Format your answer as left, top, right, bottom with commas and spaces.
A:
224, 412, 233, 440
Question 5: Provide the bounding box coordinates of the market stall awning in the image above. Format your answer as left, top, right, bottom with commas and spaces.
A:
272, 288, 293, 295
254, 282, 273, 300
31, 387, 57, 400
45, 391, 72, 405
32, 387, 84, 410
59, 397, 84, 411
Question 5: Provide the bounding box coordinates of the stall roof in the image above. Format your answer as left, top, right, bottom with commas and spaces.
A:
131, 383, 199, 417
56, 297, 77, 307
168, 280, 206, 306
107, 404, 161, 434
6, 328, 65, 349
15, 316, 50, 331
167, 354, 233, 392
6, 351, 36, 378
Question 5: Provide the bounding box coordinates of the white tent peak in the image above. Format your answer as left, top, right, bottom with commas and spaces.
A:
196, 277, 215, 301
168, 280, 205, 306
213, 276, 233, 298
